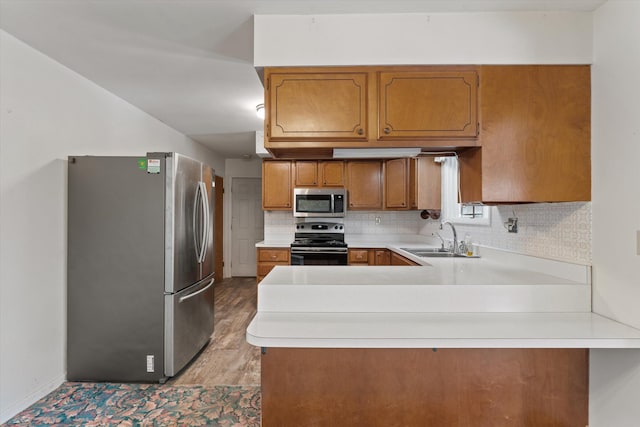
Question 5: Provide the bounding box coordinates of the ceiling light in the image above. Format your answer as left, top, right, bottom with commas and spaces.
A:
256, 103, 265, 120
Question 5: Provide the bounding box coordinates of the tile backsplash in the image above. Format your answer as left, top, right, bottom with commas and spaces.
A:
419, 202, 592, 265
264, 202, 592, 265
264, 210, 423, 241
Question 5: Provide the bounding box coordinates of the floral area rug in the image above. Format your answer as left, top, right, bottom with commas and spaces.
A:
3, 382, 260, 426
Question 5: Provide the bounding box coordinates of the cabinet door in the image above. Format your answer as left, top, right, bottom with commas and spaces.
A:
257, 248, 291, 284
374, 249, 391, 265
294, 161, 318, 187
319, 161, 345, 187
460, 65, 590, 203
379, 71, 478, 139
414, 157, 442, 210
384, 158, 410, 209
390, 252, 419, 266
262, 161, 293, 210
348, 249, 370, 265
268, 72, 368, 140
346, 161, 383, 210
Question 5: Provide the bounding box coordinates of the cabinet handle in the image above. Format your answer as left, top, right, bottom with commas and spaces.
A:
384, 127, 391, 134
357, 128, 364, 135
271, 255, 277, 259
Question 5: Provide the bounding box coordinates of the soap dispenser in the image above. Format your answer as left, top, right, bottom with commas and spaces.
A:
464, 233, 473, 256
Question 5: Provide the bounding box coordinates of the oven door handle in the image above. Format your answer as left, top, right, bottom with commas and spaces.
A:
291, 250, 349, 255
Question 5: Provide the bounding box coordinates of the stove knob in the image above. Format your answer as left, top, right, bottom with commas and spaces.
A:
339, 226, 343, 230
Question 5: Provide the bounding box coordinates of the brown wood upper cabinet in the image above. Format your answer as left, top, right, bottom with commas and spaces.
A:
319, 161, 345, 187
384, 159, 410, 209
346, 161, 383, 210
459, 65, 591, 203
293, 161, 318, 186
263, 66, 480, 157
384, 157, 442, 210
267, 72, 368, 141
379, 71, 479, 139
412, 157, 442, 210
294, 160, 345, 187
262, 160, 293, 210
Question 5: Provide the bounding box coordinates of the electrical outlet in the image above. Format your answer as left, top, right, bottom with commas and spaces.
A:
375, 216, 381, 225
506, 217, 518, 233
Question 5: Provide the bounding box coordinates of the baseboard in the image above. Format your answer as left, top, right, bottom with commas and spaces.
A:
0, 373, 65, 424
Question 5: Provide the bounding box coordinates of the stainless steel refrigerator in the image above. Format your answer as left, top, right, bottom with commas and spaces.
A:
67, 153, 215, 382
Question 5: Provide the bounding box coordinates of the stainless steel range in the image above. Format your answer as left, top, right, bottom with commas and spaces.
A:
290, 221, 348, 266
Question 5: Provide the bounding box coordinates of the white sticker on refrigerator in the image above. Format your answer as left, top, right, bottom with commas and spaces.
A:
146, 355, 155, 372
147, 159, 161, 174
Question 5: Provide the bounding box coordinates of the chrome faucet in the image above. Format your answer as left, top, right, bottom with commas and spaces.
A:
433, 232, 446, 251
440, 221, 458, 254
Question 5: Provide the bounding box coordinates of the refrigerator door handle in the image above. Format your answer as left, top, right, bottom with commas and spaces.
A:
197, 181, 207, 264
197, 181, 208, 263
178, 278, 214, 303
192, 182, 202, 260
200, 180, 211, 257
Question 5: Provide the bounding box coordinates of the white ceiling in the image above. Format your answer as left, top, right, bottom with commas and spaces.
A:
0, 0, 606, 159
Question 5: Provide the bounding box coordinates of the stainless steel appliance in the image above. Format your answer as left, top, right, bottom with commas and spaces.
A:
290, 222, 348, 265
293, 188, 346, 218
67, 153, 215, 382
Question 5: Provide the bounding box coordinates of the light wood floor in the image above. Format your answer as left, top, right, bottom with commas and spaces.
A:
170, 277, 261, 386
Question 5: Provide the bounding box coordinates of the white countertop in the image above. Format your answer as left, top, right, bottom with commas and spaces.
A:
247, 237, 640, 349
255, 239, 291, 248
247, 312, 640, 348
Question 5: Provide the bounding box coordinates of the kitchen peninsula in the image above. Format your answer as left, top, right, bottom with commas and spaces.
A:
247, 244, 640, 426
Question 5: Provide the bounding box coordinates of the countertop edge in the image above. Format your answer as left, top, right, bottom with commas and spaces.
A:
246, 312, 640, 349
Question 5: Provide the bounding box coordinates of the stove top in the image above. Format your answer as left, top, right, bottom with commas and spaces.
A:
292, 221, 346, 248
291, 238, 348, 248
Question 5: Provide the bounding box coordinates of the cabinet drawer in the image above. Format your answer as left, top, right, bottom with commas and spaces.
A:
259, 249, 290, 263
348, 249, 370, 264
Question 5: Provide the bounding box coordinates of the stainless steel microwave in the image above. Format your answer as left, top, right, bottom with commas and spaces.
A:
293, 188, 347, 218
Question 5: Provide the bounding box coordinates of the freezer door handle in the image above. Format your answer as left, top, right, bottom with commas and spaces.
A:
178, 278, 214, 303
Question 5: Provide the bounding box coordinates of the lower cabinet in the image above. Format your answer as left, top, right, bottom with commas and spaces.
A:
349, 249, 401, 266
257, 248, 290, 283
373, 249, 391, 265
260, 348, 588, 427
348, 249, 370, 265
390, 252, 420, 266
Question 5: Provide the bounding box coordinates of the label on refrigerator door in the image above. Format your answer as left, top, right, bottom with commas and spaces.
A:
146, 355, 155, 372
147, 159, 161, 174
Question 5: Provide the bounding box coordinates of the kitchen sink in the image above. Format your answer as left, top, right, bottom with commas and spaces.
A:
399, 248, 478, 258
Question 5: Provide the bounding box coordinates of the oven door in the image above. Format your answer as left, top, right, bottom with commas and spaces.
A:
290, 248, 348, 266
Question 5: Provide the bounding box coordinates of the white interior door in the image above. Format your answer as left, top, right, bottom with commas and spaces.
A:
231, 178, 264, 276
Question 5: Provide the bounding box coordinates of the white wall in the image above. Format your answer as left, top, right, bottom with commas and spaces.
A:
255, 12, 593, 66
590, 1, 640, 425
0, 31, 225, 423
223, 158, 262, 278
